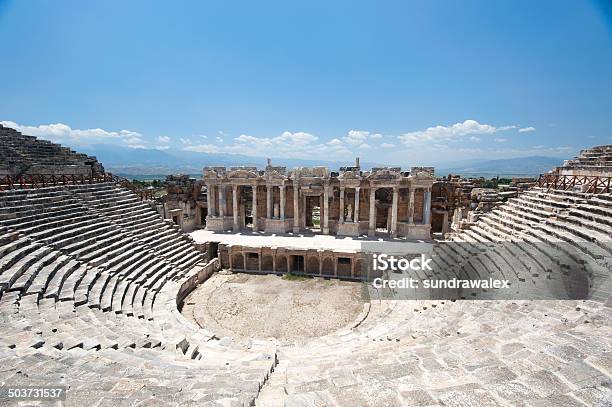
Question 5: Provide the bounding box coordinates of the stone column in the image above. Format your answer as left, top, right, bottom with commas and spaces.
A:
441, 211, 449, 235
293, 183, 300, 233
339, 187, 345, 224
252, 185, 258, 232
354, 187, 360, 223
218, 185, 225, 218
390, 186, 399, 237
232, 185, 239, 231
408, 187, 415, 224
302, 195, 307, 230
266, 185, 272, 219
206, 183, 213, 218
280, 184, 285, 220
368, 187, 376, 236
424, 187, 432, 225
323, 185, 329, 234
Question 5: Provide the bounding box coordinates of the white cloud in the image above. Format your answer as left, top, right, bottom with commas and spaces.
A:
344, 130, 369, 145
5, 119, 556, 164
1, 120, 144, 146
343, 130, 384, 145
181, 130, 359, 159
398, 120, 515, 144
231, 131, 319, 157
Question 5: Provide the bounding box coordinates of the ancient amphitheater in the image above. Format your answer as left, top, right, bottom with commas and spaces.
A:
0, 123, 610, 406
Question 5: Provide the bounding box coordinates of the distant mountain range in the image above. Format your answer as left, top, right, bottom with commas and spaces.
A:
438, 156, 564, 177
79, 144, 387, 176
79, 144, 565, 179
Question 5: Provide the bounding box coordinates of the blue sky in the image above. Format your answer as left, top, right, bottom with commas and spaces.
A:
1, 0, 611, 166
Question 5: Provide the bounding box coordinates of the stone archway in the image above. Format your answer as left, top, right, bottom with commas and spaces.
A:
322, 257, 334, 276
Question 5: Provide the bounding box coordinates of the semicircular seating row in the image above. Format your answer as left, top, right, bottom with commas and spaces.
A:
0, 183, 276, 406
420, 187, 612, 302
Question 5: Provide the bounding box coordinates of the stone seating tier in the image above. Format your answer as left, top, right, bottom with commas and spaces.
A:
0, 125, 104, 177
0, 183, 277, 405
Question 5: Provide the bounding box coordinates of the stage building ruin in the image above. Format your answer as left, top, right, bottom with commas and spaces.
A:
203, 158, 436, 239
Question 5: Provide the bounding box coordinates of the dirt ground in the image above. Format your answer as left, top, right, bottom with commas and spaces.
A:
181, 273, 366, 341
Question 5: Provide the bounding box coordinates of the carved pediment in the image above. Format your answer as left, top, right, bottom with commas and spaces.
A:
290, 167, 329, 178
203, 167, 226, 179
265, 170, 286, 181
367, 168, 402, 181
338, 169, 360, 180
227, 169, 259, 179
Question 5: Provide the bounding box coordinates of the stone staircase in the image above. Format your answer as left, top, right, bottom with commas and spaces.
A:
0, 183, 276, 406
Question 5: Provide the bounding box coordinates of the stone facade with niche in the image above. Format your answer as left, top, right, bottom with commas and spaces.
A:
203, 158, 436, 239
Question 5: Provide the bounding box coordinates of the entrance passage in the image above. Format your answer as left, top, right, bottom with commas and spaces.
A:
291, 255, 305, 273
305, 196, 321, 232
